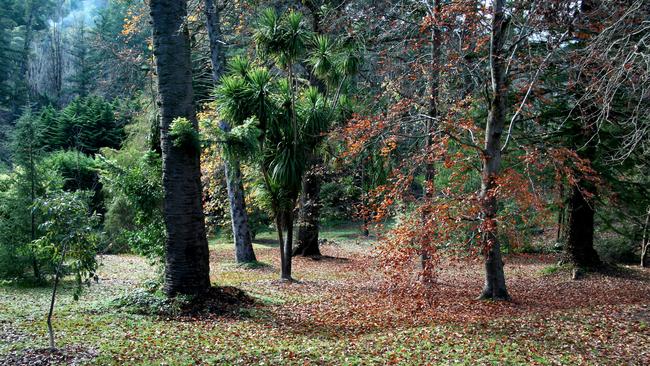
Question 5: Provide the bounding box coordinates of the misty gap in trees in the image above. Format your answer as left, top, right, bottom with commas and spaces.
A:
0, 0, 648, 353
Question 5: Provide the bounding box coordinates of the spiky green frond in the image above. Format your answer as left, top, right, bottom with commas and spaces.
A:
307, 34, 337, 81
252, 8, 309, 68
227, 56, 252, 79
215, 75, 253, 125
297, 87, 330, 145
253, 8, 282, 60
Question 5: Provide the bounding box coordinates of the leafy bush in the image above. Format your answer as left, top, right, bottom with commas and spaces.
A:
595, 235, 638, 264
42, 150, 104, 214
33, 190, 100, 297
170, 117, 200, 151
100, 151, 165, 264
37, 96, 125, 155
319, 175, 361, 225
0, 164, 62, 280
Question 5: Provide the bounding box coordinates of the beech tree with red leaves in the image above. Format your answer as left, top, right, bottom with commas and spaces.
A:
335, 0, 650, 300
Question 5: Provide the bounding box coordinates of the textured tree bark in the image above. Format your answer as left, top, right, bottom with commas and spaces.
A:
275, 212, 292, 280
204, 0, 257, 263
556, 183, 565, 242
293, 160, 322, 257
292, 3, 327, 257
225, 159, 257, 263
150, 0, 211, 297
478, 0, 509, 301
282, 211, 294, 280
204, 0, 225, 80
565, 184, 602, 269
563, 0, 603, 271
421, 0, 442, 273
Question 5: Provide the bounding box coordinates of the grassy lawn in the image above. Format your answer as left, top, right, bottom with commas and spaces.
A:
1, 226, 649, 365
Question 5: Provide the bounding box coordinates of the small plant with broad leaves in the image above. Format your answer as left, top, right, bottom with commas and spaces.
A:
32, 190, 100, 349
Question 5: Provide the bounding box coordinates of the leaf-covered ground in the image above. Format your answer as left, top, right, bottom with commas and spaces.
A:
1, 227, 649, 365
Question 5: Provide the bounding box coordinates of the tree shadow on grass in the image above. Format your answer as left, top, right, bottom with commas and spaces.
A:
302, 255, 350, 263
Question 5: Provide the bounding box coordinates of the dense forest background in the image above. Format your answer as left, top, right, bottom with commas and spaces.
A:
0, 0, 649, 364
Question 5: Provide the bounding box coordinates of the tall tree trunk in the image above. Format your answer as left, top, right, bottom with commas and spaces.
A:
204, 0, 225, 79
18, 10, 33, 81
556, 182, 565, 243
478, 0, 509, 301
225, 159, 256, 262
282, 210, 294, 280
293, 2, 327, 257
150, 0, 211, 297
564, 184, 601, 268
421, 0, 442, 273
204, 0, 256, 263
641, 206, 650, 267
276, 211, 292, 280
51, 21, 63, 106
360, 163, 369, 237
293, 159, 322, 257
564, 0, 603, 271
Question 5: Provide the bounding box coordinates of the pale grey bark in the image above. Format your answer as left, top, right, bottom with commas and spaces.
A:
641, 207, 650, 267
204, 0, 257, 263
224, 159, 257, 263
478, 0, 509, 301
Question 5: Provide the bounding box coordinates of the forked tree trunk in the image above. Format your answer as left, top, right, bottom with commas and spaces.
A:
294, 160, 322, 257
478, 0, 509, 301
150, 0, 211, 297
565, 184, 602, 269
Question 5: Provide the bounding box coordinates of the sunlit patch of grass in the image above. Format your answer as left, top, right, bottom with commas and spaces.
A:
539, 263, 571, 276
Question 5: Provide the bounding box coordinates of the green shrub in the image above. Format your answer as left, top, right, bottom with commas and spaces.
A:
100, 151, 165, 264
43, 150, 104, 214
170, 117, 200, 151
33, 190, 100, 298
595, 235, 638, 264
0, 164, 62, 280
37, 96, 125, 154
319, 175, 361, 225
